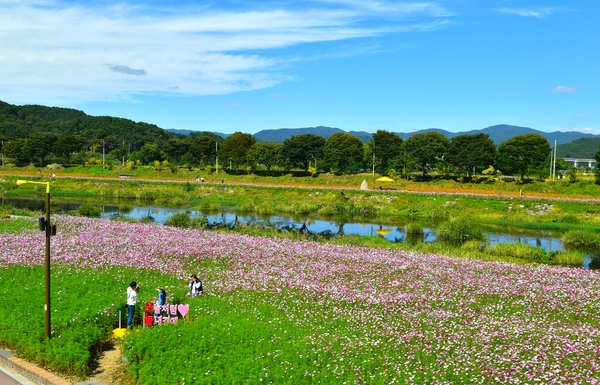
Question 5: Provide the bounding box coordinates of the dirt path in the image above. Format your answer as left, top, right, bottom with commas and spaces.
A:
89, 341, 128, 385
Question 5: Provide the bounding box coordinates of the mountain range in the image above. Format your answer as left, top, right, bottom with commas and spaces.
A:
168, 124, 600, 147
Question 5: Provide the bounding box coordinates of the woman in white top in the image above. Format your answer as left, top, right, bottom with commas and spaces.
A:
126, 281, 140, 327
188, 274, 203, 297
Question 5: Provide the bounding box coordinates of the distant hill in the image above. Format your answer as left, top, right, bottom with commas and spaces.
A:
253, 126, 344, 142
247, 124, 600, 145
556, 137, 600, 159
167, 128, 229, 139
0, 100, 173, 152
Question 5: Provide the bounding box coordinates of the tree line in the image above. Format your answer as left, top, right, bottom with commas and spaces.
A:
2, 127, 589, 181
1, 100, 598, 180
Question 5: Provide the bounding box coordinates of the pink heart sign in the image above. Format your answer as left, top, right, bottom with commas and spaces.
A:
177, 304, 190, 318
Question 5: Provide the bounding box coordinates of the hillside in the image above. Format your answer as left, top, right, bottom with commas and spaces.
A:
0, 100, 173, 152
556, 137, 600, 159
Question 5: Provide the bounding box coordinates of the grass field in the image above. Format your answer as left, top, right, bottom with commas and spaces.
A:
1, 215, 599, 384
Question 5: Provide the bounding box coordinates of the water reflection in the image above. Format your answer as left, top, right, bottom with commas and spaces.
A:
2, 197, 567, 254
583, 254, 600, 269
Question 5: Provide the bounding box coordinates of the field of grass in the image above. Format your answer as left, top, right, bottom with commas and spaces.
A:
1, 215, 599, 384
3, 163, 600, 200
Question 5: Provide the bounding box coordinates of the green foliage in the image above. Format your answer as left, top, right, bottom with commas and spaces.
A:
447, 133, 496, 178
282, 134, 326, 171
490, 242, 548, 260
77, 203, 102, 217
495, 134, 551, 179
437, 218, 485, 243
401, 131, 450, 176
371, 130, 403, 172
247, 142, 283, 172
166, 212, 192, 228
324, 132, 363, 173
557, 137, 600, 158
317, 205, 336, 216
218, 132, 256, 172
405, 223, 424, 235
562, 230, 600, 250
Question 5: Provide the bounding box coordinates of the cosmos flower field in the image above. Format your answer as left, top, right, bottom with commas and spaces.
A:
1, 215, 599, 384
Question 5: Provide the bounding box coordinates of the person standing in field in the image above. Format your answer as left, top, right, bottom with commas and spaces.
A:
127, 281, 140, 328
188, 274, 203, 297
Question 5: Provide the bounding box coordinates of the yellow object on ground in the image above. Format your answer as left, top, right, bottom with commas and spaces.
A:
112, 328, 128, 339
375, 176, 394, 182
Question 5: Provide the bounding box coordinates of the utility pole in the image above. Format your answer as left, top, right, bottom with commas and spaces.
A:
372, 141, 375, 176
215, 141, 218, 174
553, 140, 557, 180
1, 140, 4, 167
122, 138, 125, 166
102, 140, 105, 166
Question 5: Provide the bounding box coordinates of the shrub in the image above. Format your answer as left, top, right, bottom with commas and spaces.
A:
119, 203, 132, 212
562, 230, 600, 250
437, 219, 485, 243
405, 223, 424, 235
189, 216, 208, 229
318, 205, 336, 216
550, 250, 585, 266
166, 212, 191, 228
77, 203, 102, 217
352, 204, 378, 217
237, 202, 256, 212
490, 242, 548, 260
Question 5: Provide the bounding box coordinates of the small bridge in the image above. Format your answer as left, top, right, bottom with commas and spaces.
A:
563, 158, 596, 168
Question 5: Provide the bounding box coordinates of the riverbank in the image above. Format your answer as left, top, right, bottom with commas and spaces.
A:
2, 163, 600, 201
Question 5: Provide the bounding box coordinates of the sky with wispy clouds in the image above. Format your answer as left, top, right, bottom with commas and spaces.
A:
1, 0, 598, 134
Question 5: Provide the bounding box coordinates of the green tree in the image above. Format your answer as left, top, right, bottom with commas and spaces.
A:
3, 138, 28, 165
247, 142, 283, 172
495, 134, 551, 179
163, 138, 190, 166
370, 130, 403, 174
282, 134, 326, 171
189, 136, 218, 165
23, 131, 58, 166
446, 133, 496, 179
218, 132, 256, 172
110, 146, 129, 165
52, 135, 83, 166
324, 132, 363, 173
402, 131, 450, 176
137, 143, 161, 164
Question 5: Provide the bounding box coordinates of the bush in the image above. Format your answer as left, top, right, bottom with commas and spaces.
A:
562, 230, 600, 250
318, 205, 336, 216
490, 242, 548, 260
166, 212, 191, 228
77, 203, 102, 217
405, 223, 424, 235
437, 219, 485, 243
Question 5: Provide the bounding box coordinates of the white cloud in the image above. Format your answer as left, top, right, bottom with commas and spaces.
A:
552, 86, 578, 93
497, 8, 555, 18
0, 0, 452, 105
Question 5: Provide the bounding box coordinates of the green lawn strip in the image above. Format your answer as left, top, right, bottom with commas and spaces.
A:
0, 217, 37, 233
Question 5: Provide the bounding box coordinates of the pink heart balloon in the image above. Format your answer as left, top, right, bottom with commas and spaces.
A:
177, 304, 190, 318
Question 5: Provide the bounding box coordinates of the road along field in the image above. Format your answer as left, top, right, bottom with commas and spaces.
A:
1, 215, 599, 384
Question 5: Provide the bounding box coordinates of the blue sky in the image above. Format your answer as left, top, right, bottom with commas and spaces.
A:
1, 0, 598, 135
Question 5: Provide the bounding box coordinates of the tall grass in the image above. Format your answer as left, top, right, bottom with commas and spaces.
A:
562, 230, 600, 250
437, 219, 485, 243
